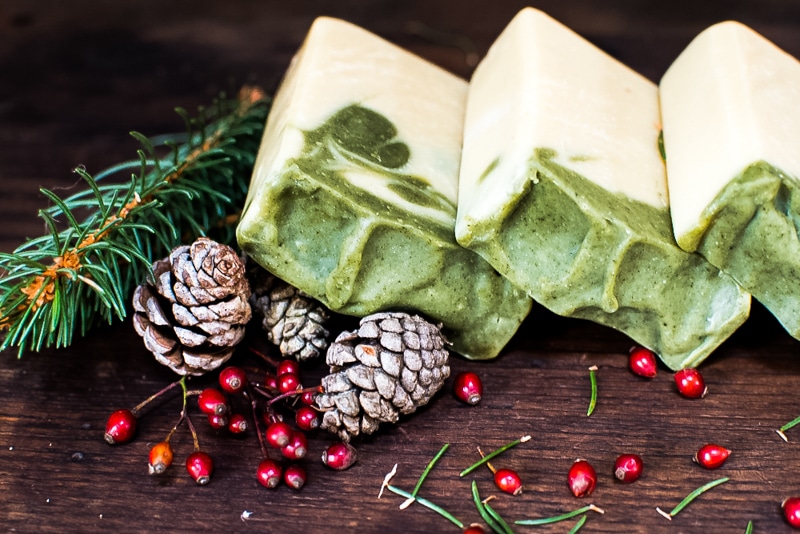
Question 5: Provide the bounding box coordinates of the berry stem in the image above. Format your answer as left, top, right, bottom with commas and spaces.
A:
248, 346, 282, 369
587, 365, 598, 417
515, 504, 604, 525
131, 377, 184, 415
655, 477, 729, 520
460, 435, 531, 477
245, 387, 270, 459
400, 443, 450, 510
568, 514, 588, 534
470, 481, 507, 534
776, 414, 800, 442
476, 446, 497, 474
267, 386, 323, 407
385, 484, 464, 529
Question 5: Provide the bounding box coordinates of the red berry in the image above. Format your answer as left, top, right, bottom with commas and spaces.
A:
284, 464, 307, 490
322, 442, 358, 470
567, 459, 597, 498
463, 525, 486, 534
674, 368, 707, 398
295, 406, 320, 431
264, 374, 279, 390
207, 413, 228, 430
186, 451, 214, 485
614, 454, 643, 483
277, 359, 300, 377
301, 390, 317, 406
453, 371, 483, 405
219, 366, 247, 394
148, 441, 174, 475
227, 413, 248, 434
494, 468, 523, 496
783, 497, 800, 528
265, 421, 293, 448
693, 444, 730, 469
104, 409, 137, 445
278, 372, 301, 394
198, 388, 228, 416
629, 346, 657, 378
256, 459, 282, 489
281, 431, 308, 460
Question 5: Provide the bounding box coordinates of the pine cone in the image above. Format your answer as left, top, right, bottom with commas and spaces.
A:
132, 237, 252, 376
246, 257, 330, 362
316, 312, 450, 442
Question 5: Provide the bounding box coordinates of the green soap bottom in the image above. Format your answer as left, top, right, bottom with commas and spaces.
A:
237, 169, 532, 360
691, 161, 800, 339
460, 148, 750, 370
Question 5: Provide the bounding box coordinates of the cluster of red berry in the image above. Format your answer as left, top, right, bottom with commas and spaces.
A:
103, 353, 356, 489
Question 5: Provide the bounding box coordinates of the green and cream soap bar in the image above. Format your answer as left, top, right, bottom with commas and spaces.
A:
661, 22, 800, 339
236, 17, 532, 360
455, 8, 750, 369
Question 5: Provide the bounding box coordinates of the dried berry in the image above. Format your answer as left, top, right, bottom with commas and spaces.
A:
295, 406, 320, 431
148, 441, 174, 475
674, 368, 707, 398
227, 413, 248, 434
322, 442, 358, 470
614, 454, 643, 483
693, 444, 730, 469
453, 371, 483, 405
629, 346, 657, 378
256, 459, 282, 489
198, 388, 228, 416
104, 409, 138, 445
281, 431, 308, 460
219, 366, 247, 394
265, 421, 293, 448
186, 451, 214, 485
783, 497, 800, 528
284, 464, 307, 490
494, 468, 523, 496
568, 459, 597, 498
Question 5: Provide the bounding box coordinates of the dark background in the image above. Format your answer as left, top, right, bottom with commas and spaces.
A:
2, 1, 800, 532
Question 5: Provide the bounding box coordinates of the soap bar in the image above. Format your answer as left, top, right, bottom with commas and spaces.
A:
661, 21, 800, 338
236, 17, 532, 360
455, 8, 750, 369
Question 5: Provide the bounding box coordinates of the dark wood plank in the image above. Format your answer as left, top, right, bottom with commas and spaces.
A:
2, 1, 800, 532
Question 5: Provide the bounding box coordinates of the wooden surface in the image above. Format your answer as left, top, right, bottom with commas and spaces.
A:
2, 1, 800, 532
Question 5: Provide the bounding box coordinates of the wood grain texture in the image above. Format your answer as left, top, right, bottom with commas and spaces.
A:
2, 1, 800, 532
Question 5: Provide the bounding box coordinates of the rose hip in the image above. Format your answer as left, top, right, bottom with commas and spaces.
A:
693, 444, 730, 469
783, 497, 800, 528
614, 454, 643, 483
568, 459, 597, 498
674, 368, 707, 398
629, 346, 657, 378
453, 371, 483, 405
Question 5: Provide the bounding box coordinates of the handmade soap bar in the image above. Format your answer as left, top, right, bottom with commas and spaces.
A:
661, 21, 800, 338
455, 8, 750, 369
237, 17, 532, 360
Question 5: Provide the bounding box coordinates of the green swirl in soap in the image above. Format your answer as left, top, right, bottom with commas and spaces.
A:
296, 104, 456, 234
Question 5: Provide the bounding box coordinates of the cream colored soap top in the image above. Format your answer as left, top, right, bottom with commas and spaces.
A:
457, 7, 665, 236
660, 21, 800, 251
250, 16, 467, 225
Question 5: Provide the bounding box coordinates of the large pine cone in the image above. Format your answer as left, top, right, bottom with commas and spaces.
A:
246, 257, 330, 362
316, 312, 450, 442
132, 237, 252, 376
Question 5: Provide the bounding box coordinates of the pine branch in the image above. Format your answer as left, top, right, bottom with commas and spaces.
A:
0, 86, 270, 356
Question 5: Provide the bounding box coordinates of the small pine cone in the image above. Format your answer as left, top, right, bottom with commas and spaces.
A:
132, 237, 252, 376
246, 257, 330, 362
316, 312, 450, 442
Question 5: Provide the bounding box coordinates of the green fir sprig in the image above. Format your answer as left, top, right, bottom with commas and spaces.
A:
0, 87, 270, 356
